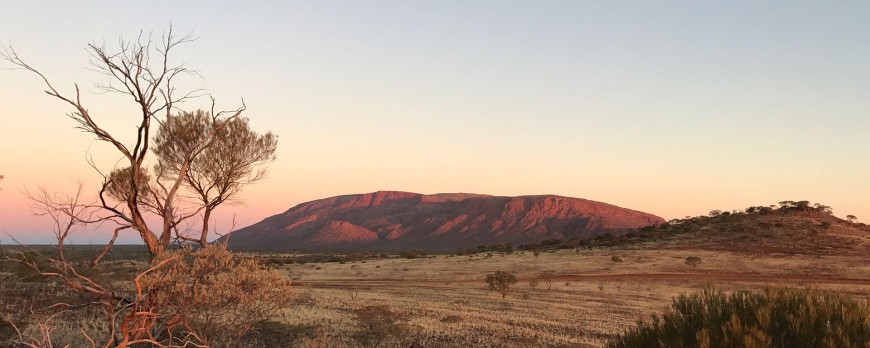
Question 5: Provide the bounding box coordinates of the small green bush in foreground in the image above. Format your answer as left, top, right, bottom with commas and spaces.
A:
608, 287, 870, 348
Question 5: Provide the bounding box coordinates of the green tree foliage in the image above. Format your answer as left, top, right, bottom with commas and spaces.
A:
607, 287, 870, 348
485, 270, 518, 298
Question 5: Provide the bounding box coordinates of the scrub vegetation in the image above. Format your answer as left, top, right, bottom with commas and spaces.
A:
3, 205, 870, 347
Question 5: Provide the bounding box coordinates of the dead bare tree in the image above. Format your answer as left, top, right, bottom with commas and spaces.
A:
24, 181, 97, 261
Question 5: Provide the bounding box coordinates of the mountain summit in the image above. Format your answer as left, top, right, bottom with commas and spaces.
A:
221, 191, 665, 251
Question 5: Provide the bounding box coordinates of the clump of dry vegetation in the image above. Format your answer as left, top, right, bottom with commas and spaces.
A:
485, 270, 518, 298
351, 305, 409, 347
139, 245, 296, 346
607, 287, 870, 348
0, 245, 294, 347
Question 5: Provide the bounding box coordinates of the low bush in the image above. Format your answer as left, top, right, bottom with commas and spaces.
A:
239, 321, 319, 347
353, 305, 408, 348
140, 245, 296, 346
607, 287, 870, 348
485, 271, 518, 298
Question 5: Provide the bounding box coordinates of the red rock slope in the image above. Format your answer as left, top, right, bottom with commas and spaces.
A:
221, 191, 664, 252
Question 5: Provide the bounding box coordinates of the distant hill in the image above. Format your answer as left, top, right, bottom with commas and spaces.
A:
220, 191, 665, 252
559, 200, 870, 255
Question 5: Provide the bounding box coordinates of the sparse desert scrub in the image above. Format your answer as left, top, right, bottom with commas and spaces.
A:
486, 271, 519, 298
352, 305, 410, 347
140, 245, 296, 346
607, 287, 870, 348
238, 321, 322, 348
5, 243, 870, 347
0, 245, 295, 348
685, 256, 701, 268
270, 245, 870, 347
529, 277, 541, 290
541, 270, 556, 290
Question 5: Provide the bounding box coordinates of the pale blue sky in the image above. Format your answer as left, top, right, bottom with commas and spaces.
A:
1, 1, 868, 243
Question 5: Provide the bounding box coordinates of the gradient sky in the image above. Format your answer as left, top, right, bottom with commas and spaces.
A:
1, 1, 868, 244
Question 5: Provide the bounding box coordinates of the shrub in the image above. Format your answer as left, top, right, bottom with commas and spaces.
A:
485, 271, 518, 298
607, 287, 870, 348
239, 321, 319, 348
540, 270, 555, 290
685, 256, 701, 268
611, 255, 623, 263
139, 245, 296, 346
352, 305, 408, 348
440, 315, 463, 323
401, 249, 425, 259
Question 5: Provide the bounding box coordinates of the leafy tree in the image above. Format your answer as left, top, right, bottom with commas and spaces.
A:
847, 215, 858, 223
486, 270, 518, 298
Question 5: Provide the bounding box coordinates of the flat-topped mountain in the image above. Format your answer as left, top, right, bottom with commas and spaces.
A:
221, 191, 665, 251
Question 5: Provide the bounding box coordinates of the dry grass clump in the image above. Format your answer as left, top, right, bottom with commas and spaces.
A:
0, 245, 295, 347
351, 305, 409, 347
237, 321, 322, 348
607, 287, 870, 348
140, 245, 296, 346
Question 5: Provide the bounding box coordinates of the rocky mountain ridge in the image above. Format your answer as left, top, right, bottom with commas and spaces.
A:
221, 191, 665, 251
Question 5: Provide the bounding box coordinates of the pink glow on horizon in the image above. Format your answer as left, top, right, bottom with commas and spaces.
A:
2, 2, 870, 244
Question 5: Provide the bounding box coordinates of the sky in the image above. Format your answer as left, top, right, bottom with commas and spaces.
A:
1, 1, 868, 244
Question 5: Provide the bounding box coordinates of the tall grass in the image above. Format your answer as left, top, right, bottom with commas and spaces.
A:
608, 287, 870, 348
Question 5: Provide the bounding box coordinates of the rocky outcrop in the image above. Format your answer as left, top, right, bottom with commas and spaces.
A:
221, 191, 664, 251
